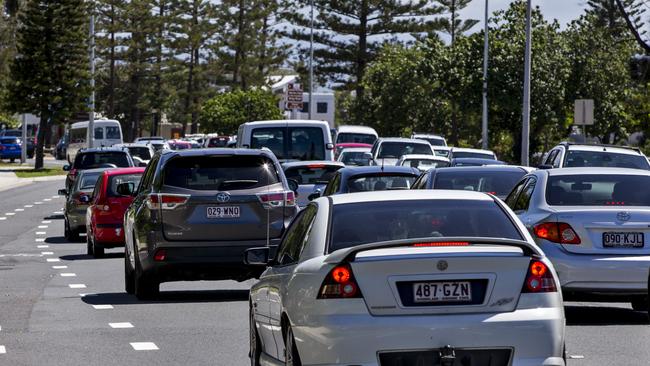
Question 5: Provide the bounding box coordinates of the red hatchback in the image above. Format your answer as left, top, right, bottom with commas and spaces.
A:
86, 167, 145, 258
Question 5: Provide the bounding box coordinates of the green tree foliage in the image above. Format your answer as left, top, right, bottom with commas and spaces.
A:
199, 89, 282, 134
5, 0, 89, 168
284, 0, 445, 104
436, 0, 479, 45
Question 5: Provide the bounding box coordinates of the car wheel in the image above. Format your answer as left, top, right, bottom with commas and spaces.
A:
64, 220, 71, 241
134, 254, 159, 300
284, 325, 301, 366
250, 308, 261, 366
92, 237, 105, 258
9, 158, 15, 163
124, 247, 135, 294
86, 234, 93, 255
631, 297, 648, 313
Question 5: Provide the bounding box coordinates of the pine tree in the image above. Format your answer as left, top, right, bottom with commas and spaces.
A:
613, 0, 649, 52
95, 0, 127, 118
436, 0, 479, 45
285, 0, 444, 103
5, 0, 89, 169
586, 0, 645, 38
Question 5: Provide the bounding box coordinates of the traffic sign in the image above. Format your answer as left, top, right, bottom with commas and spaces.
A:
574, 99, 594, 126
286, 83, 303, 110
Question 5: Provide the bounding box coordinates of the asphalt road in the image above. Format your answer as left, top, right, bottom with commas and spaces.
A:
0, 182, 649, 365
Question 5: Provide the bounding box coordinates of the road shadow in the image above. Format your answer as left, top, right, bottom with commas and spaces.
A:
44, 214, 64, 220
45, 236, 70, 244
59, 252, 123, 261
81, 289, 249, 305
565, 304, 649, 326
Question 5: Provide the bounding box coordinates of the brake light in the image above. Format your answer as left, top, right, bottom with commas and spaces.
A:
534, 222, 581, 244
522, 259, 557, 293
146, 194, 189, 210
307, 164, 326, 168
318, 264, 362, 299
413, 242, 470, 247
257, 191, 296, 208
153, 249, 166, 261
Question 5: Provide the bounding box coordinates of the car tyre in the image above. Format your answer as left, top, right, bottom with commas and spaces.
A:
134, 255, 159, 300
631, 296, 649, 316
92, 237, 105, 258
86, 234, 93, 256
284, 325, 301, 366
9, 158, 15, 163
65, 220, 79, 242
124, 248, 135, 294
250, 308, 261, 366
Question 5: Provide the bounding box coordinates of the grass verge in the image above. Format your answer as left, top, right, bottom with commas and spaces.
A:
13, 168, 66, 178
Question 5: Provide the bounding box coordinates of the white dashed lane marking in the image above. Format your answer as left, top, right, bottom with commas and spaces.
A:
41, 252, 53, 255
53, 211, 63, 214
46, 258, 60, 262
38, 225, 48, 229
24, 205, 33, 208
68, 284, 86, 289
4, 213, 15, 216
0, 217, 6, 221
52, 266, 67, 269
42, 220, 51, 224
60, 273, 76, 277
36, 232, 46, 235
43, 198, 51, 201
92, 305, 114, 310
35, 238, 45, 242
14, 209, 24, 212
0, 345, 5, 354
569, 355, 585, 359
34, 202, 43, 205
130, 342, 158, 351
109, 322, 133, 329
37, 245, 49, 249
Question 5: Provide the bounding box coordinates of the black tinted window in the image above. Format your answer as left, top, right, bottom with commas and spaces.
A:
433, 170, 525, 197
106, 126, 121, 139
452, 152, 495, 159
74, 152, 131, 169
163, 155, 279, 191
329, 200, 522, 252
251, 127, 325, 160
1, 137, 19, 144
336, 133, 376, 144
276, 205, 317, 265
127, 146, 152, 160
347, 174, 416, 192
377, 142, 432, 158
284, 165, 342, 185
107, 173, 143, 197
77, 173, 102, 191
564, 150, 649, 169
421, 138, 446, 146
546, 174, 650, 206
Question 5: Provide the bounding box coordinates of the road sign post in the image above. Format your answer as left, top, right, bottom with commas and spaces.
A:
574, 99, 594, 143
286, 83, 304, 119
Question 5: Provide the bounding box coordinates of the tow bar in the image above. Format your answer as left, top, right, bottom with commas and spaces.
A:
439, 345, 456, 366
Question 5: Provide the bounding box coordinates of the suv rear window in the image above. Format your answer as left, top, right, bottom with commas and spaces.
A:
433, 170, 525, 197
377, 142, 432, 159
546, 174, 650, 206
453, 151, 494, 159
329, 200, 522, 252
108, 173, 143, 197
336, 133, 376, 145
74, 152, 131, 169
126, 146, 152, 160
251, 127, 325, 160
284, 165, 342, 185
348, 174, 416, 192
1, 137, 19, 144
564, 150, 650, 169
163, 155, 280, 191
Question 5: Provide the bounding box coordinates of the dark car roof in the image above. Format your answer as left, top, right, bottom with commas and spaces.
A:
450, 158, 506, 166
337, 165, 420, 179
160, 147, 277, 159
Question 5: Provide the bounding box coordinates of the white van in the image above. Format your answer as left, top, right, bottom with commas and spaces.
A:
67, 119, 123, 162
237, 120, 334, 161
335, 125, 378, 145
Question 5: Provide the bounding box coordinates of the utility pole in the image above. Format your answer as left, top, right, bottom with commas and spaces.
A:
481, 0, 489, 150
308, 0, 314, 120
88, 10, 96, 148
521, 0, 532, 166
20, 114, 26, 163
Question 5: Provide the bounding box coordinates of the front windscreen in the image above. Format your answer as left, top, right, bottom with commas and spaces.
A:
453, 151, 495, 159
329, 200, 522, 252
377, 142, 432, 159
127, 146, 152, 160
433, 170, 525, 197
163, 155, 280, 190
74, 152, 130, 169
564, 150, 650, 170
251, 127, 325, 160
284, 165, 342, 185
347, 174, 416, 192
108, 173, 143, 197
336, 133, 376, 145
546, 174, 650, 206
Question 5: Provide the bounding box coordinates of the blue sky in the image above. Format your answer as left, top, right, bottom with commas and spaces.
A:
462, 0, 587, 28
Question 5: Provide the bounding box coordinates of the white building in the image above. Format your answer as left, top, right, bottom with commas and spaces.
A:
268, 74, 336, 129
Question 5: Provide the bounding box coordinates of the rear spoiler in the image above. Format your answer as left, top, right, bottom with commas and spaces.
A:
324, 237, 539, 264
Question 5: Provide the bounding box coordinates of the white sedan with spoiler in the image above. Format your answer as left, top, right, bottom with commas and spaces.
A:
506, 167, 650, 313
245, 190, 565, 366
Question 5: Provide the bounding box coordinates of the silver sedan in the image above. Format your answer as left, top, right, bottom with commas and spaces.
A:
246, 190, 565, 366
506, 167, 650, 313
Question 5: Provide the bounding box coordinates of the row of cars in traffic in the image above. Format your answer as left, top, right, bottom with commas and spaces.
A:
57, 119, 650, 366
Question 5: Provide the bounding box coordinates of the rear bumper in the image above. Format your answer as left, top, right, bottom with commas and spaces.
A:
290, 296, 565, 366
0, 151, 21, 158
94, 224, 125, 247
539, 240, 650, 297
140, 238, 281, 282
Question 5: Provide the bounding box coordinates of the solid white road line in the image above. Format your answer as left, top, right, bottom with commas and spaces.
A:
46, 258, 60, 262
60, 273, 76, 277
42, 220, 52, 224
37, 245, 49, 249
41, 252, 53, 255
52, 265, 67, 269
68, 284, 86, 289
0, 345, 5, 354
109, 322, 133, 329
92, 305, 114, 310
38, 225, 48, 229
130, 342, 158, 351
35, 238, 45, 242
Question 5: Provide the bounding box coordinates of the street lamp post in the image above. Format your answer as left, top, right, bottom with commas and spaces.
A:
521, 0, 532, 166
481, 0, 489, 150
88, 10, 95, 148
308, 0, 314, 120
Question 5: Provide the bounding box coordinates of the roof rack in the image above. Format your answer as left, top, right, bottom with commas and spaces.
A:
559, 142, 643, 154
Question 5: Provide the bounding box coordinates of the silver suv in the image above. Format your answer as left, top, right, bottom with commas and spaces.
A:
541, 142, 650, 170
122, 148, 299, 299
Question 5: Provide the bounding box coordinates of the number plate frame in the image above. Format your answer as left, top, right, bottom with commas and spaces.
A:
412, 281, 472, 303
206, 206, 241, 219
602, 232, 644, 248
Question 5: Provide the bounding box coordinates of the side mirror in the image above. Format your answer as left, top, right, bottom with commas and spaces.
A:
116, 182, 136, 196
244, 247, 271, 266
326, 143, 334, 150
63, 165, 71, 171
58, 189, 68, 196
287, 178, 299, 193
538, 164, 553, 170
79, 195, 91, 203
308, 189, 322, 201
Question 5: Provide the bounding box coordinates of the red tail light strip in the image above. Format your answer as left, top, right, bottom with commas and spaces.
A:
318, 264, 362, 299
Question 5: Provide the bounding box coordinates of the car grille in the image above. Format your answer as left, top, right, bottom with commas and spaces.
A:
378, 348, 512, 366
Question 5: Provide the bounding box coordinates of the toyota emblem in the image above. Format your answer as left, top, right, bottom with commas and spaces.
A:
437, 260, 448, 271
617, 212, 631, 222
216, 192, 231, 203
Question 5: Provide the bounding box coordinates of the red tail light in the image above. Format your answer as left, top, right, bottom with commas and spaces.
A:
534, 222, 581, 244
257, 191, 296, 208
153, 249, 167, 261
522, 259, 557, 293
413, 242, 469, 247
318, 264, 362, 299
146, 194, 189, 210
